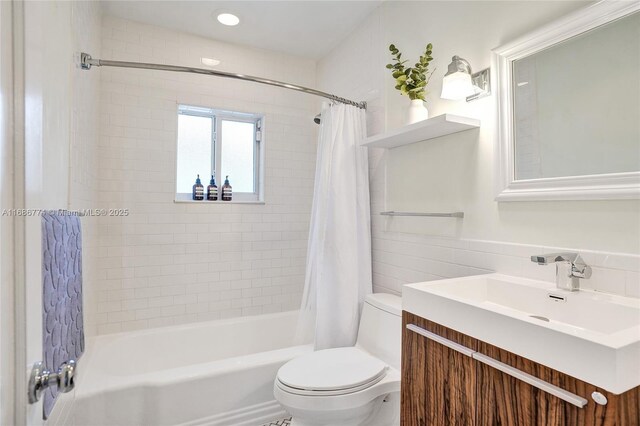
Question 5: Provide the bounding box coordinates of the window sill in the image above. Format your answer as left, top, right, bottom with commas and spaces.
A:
173, 199, 265, 205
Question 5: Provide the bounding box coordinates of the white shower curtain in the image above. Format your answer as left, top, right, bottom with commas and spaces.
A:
297, 102, 372, 350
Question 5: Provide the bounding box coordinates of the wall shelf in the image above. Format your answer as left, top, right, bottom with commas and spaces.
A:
361, 114, 480, 149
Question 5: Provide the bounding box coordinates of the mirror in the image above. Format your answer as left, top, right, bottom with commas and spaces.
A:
513, 12, 639, 180
494, 2, 640, 201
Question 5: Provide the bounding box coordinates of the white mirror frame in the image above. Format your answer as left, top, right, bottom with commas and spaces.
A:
493, 1, 640, 201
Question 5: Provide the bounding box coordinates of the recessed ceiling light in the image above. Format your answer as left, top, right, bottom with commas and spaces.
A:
201, 57, 221, 67
217, 13, 239, 26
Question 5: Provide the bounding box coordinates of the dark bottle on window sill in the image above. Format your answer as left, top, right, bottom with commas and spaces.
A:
222, 176, 232, 201
207, 174, 218, 201
192, 174, 204, 200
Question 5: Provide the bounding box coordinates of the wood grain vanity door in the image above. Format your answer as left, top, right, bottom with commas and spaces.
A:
475, 341, 640, 426
401, 313, 478, 426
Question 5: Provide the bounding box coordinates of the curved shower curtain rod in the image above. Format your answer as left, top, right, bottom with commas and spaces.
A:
80, 53, 366, 110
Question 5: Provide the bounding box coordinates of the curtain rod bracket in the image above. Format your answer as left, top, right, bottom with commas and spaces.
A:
78, 52, 366, 109
80, 53, 99, 70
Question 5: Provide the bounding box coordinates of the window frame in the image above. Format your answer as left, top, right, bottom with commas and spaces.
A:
175, 104, 264, 203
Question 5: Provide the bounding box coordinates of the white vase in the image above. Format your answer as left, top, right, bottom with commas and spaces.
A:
406, 99, 429, 125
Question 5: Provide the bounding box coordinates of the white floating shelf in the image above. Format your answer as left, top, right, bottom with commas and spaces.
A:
361, 113, 480, 149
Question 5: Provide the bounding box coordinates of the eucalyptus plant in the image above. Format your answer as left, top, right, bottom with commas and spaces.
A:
386, 43, 435, 101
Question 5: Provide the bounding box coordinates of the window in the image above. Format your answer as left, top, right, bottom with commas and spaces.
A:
176, 105, 263, 202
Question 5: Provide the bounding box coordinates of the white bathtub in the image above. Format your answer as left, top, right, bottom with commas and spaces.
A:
65, 311, 310, 426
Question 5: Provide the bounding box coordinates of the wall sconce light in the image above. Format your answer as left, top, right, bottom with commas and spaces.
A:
440, 56, 491, 102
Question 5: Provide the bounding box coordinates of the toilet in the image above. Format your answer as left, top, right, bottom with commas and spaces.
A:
274, 293, 402, 426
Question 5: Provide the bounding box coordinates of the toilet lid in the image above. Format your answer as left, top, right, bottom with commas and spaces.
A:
277, 347, 387, 392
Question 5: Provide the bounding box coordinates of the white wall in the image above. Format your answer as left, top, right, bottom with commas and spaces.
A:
94, 16, 317, 334
0, 1, 14, 423
17, 1, 102, 424
317, 1, 640, 297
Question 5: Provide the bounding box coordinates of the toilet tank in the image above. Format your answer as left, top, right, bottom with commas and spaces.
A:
355, 293, 402, 370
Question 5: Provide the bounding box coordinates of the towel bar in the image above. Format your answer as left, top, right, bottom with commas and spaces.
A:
380, 211, 464, 218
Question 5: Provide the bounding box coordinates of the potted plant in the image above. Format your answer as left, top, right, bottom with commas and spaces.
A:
386, 43, 435, 124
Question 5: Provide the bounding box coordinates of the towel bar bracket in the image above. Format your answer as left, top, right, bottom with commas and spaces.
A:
28, 360, 76, 404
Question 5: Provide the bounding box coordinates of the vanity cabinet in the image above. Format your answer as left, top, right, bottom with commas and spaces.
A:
401, 318, 477, 425
401, 312, 640, 426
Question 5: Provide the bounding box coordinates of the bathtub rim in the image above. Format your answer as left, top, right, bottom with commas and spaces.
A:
75, 310, 308, 399
91, 309, 300, 342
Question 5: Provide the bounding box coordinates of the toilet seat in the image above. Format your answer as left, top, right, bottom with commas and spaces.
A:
276, 372, 387, 397
274, 364, 401, 415
276, 347, 388, 396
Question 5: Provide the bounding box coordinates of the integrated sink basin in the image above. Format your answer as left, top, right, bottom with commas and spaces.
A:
403, 273, 640, 394
421, 274, 639, 336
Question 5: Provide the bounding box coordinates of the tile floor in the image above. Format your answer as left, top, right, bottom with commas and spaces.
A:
261, 418, 291, 426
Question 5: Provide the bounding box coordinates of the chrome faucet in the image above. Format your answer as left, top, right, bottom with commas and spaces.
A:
530, 252, 592, 291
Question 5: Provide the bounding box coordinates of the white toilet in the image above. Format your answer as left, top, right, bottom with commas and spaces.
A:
274, 293, 402, 426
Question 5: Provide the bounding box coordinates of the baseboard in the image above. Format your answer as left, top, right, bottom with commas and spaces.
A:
179, 400, 288, 426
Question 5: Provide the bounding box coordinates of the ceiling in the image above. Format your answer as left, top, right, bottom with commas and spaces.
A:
101, 1, 382, 59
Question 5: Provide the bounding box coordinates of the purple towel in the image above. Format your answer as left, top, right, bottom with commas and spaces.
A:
41, 211, 84, 419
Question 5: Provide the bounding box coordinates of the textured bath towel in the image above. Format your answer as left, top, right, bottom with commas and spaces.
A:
41, 211, 84, 419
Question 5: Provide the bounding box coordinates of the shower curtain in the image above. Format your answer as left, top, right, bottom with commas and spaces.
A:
297, 102, 372, 350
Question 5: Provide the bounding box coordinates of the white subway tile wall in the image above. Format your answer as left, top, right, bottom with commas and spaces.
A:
369, 192, 640, 298
95, 16, 317, 334
70, 1, 102, 337
95, 8, 640, 336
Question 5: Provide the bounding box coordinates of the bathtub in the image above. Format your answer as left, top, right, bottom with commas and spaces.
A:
65, 311, 310, 426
